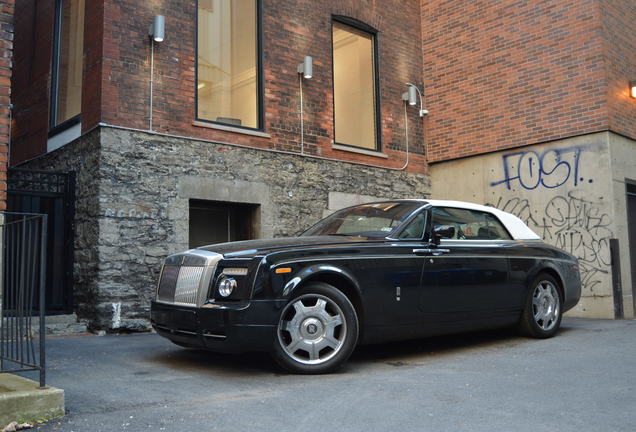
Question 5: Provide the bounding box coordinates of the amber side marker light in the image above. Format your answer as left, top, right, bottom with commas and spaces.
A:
275, 268, 292, 274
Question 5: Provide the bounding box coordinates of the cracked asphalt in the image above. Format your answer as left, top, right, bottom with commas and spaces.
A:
26, 318, 636, 432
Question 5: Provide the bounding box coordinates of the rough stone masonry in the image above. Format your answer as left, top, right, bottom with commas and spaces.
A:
24, 127, 430, 330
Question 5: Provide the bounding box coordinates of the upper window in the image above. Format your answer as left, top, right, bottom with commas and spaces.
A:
431, 207, 512, 240
51, 0, 85, 128
332, 21, 379, 150
197, 0, 260, 129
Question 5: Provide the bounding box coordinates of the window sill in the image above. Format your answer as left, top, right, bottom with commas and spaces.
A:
192, 120, 271, 138
332, 144, 388, 159
47, 122, 81, 152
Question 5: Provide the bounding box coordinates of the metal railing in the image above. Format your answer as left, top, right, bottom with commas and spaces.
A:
0, 212, 48, 388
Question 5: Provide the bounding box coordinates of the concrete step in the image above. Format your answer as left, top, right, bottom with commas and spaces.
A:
29, 314, 89, 336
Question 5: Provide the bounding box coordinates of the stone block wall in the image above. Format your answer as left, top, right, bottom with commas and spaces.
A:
20, 130, 102, 322
25, 127, 430, 330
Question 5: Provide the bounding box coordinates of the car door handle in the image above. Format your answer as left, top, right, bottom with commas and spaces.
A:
413, 248, 450, 256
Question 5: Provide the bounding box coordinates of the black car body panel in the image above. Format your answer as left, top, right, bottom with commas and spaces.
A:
151, 201, 581, 354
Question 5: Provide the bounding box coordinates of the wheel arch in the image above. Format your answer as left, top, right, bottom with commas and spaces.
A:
531, 264, 565, 300
282, 265, 365, 332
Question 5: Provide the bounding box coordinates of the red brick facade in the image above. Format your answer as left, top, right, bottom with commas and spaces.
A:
422, 0, 636, 163
9, 0, 636, 169
0, 0, 13, 210
600, 0, 636, 140
12, 0, 427, 174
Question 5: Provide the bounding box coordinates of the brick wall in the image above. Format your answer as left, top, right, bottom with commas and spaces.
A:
12, 0, 427, 174
422, 0, 611, 163
0, 0, 13, 210
600, 0, 636, 139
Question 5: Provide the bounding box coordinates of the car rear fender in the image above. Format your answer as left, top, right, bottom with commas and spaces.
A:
525, 260, 567, 298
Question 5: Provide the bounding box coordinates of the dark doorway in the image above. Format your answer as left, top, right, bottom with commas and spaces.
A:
6, 168, 75, 315
626, 180, 636, 316
189, 200, 259, 248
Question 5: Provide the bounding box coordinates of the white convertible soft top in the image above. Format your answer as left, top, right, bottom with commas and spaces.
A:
425, 199, 541, 240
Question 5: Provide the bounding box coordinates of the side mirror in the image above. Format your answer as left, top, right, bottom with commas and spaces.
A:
433, 225, 455, 244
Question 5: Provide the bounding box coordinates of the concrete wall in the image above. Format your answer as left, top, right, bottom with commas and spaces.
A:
430, 132, 630, 319
608, 133, 636, 318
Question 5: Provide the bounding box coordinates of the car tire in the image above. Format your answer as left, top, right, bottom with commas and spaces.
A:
272, 282, 359, 374
518, 273, 563, 338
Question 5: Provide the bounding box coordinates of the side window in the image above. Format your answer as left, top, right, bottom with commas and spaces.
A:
431, 207, 512, 240
397, 211, 426, 239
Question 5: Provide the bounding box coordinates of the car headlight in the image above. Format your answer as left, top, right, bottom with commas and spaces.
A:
218, 277, 237, 297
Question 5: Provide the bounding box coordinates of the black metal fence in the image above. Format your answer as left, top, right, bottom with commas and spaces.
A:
0, 212, 48, 388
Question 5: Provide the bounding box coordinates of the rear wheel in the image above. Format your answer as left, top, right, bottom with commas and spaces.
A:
272, 282, 358, 374
518, 274, 563, 338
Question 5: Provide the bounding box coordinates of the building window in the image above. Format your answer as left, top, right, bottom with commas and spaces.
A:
51, 0, 85, 129
197, 0, 260, 129
189, 200, 259, 248
332, 20, 379, 150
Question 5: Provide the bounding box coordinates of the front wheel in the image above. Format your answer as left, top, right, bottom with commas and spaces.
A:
518, 274, 563, 338
272, 282, 359, 374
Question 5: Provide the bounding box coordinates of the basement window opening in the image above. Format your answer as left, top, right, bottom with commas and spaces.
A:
189, 200, 259, 248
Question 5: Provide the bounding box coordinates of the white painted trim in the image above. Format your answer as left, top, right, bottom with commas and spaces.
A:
192, 120, 271, 138
332, 144, 389, 159
47, 123, 81, 152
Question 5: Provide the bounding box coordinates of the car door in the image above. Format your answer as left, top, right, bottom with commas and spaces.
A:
418, 206, 515, 323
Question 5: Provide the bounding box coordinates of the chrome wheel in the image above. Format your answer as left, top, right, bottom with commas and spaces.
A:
532, 280, 560, 331
277, 294, 347, 365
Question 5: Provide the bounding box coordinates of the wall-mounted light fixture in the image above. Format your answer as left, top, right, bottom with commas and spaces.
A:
298, 56, 313, 80
149, 15, 165, 42
402, 83, 428, 117
148, 15, 165, 131
297, 56, 313, 155
630, 81, 636, 99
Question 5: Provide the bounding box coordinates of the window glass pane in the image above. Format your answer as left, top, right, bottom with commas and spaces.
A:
432, 207, 512, 240
197, 0, 258, 128
302, 202, 420, 238
332, 22, 377, 149
55, 0, 84, 126
398, 211, 426, 239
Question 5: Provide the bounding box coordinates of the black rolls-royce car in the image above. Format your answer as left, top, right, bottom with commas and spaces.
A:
151, 200, 581, 374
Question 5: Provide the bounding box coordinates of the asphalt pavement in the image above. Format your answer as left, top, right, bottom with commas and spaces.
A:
25, 318, 636, 432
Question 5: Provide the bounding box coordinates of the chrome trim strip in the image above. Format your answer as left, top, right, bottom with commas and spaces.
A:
275, 254, 574, 266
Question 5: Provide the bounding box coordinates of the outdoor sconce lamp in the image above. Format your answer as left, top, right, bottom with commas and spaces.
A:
402, 83, 428, 117
149, 15, 165, 42
148, 15, 165, 132
630, 81, 636, 99
298, 56, 313, 79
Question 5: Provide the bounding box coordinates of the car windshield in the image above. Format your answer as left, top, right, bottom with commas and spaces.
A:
301, 202, 422, 238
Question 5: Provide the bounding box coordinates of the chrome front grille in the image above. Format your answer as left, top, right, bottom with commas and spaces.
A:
173, 266, 205, 305
155, 250, 222, 307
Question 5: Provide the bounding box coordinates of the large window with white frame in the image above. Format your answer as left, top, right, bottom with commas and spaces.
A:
332, 19, 379, 151
51, 0, 85, 129
197, 0, 260, 129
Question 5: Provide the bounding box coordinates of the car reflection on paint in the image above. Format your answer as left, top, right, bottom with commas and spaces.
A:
151, 200, 581, 374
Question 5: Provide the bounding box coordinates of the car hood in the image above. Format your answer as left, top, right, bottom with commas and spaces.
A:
197, 235, 378, 258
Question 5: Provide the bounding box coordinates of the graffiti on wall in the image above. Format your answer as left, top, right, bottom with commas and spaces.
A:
487, 142, 611, 297
490, 145, 593, 190
489, 192, 612, 293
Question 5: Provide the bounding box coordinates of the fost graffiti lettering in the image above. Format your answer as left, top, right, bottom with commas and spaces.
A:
490, 145, 593, 190
488, 192, 612, 293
